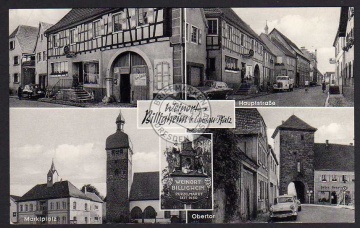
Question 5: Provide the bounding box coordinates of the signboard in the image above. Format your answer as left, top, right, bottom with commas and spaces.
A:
132, 73, 147, 86
166, 176, 211, 203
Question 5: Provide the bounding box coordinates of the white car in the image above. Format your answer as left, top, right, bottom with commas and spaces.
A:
273, 76, 294, 92
269, 195, 298, 221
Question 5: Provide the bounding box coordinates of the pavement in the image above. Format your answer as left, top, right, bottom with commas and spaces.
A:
251, 204, 355, 223
326, 94, 354, 107
232, 86, 328, 107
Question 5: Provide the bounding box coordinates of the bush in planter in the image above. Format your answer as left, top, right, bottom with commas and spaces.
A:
329, 85, 340, 94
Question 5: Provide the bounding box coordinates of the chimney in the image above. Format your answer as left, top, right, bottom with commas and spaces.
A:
85, 187, 87, 194
325, 140, 329, 147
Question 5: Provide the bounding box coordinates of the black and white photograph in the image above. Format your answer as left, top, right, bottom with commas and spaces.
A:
160, 133, 213, 211
10, 109, 186, 224
6, 3, 356, 226
186, 7, 354, 107
9, 8, 185, 108
200, 108, 354, 223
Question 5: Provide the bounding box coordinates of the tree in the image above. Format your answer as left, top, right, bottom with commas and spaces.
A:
80, 184, 104, 200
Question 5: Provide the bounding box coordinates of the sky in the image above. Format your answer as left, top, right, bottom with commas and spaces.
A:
233, 7, 341, 73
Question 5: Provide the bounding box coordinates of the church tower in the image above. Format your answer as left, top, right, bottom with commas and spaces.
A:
106, 112, 133, 223
265, 20, 269, 35
47, 160, 57, 187
271, 115, 317, 203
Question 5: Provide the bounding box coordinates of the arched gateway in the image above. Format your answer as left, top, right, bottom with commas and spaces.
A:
271, 115, 317, 204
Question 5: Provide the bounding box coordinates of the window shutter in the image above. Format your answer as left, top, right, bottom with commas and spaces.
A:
199, 29, 202, 44
108, 14, 113, 33
88, 23, 93, 39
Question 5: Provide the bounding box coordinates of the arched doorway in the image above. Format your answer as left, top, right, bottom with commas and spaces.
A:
112, 51, 149, 103
144, 206, 156, 222
288, 181, 306, 203
254, 64, 260, 86
331, 191, 338, 204
130, 206, 143, 223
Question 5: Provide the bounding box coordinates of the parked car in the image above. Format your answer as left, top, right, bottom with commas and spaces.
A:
273, 76, 294, 92
269, 195, 298, 221
188, 80, 233, 100
22, 84, 46, 99
294, 197, 302, 211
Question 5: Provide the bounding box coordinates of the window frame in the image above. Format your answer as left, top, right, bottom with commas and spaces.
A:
93, 19, 102, 38
13, 56, 19, 65
70, 28, 76, 44
191, 25, 199, 44
207, 18, 218, 36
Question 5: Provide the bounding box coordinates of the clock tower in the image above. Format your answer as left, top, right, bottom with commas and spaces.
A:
106, 112, 133, 223
47, 160, 57, 187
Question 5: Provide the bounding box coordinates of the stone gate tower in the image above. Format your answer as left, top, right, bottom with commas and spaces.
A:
271, 115, 317, 203
106, 112, 133, 222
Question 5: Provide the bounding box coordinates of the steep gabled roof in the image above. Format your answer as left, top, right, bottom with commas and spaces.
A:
9, 25, 38, 53
270, 28, 309, 61
18, 181, 90, 202
270, 36, 297, 58
233, 108, 266, 135
314, 143, 354, 171
204, 8, 264, 44
333, 7, 349, 46
34, 22, 54, 52
85, 192, 103, 203
45, 8, 116, 34
129, 172, 159, 201
272, 115, 317, 138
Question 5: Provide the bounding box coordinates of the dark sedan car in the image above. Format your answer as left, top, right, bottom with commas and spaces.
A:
188, 80, 233, 100
21, 84, 46, 99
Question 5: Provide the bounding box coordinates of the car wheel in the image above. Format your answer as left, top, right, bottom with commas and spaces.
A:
292, 215, 297, 221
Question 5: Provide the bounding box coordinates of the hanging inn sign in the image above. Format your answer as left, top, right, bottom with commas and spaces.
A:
161, 134, 213, 209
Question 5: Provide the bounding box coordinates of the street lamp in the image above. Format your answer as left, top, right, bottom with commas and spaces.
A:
306, 190, 313, 204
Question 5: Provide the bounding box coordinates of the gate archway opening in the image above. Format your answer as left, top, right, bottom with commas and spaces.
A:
288, 181, 306, 203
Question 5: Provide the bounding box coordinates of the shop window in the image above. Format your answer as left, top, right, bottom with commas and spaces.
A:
225, 56, 238, 70
51, 62, 68, 76
83, 61, 99, 84
207, 19, 218, 35
113, 12, 128, 32
191, 26, 198, 44
93, 20, 101, 37
10, 40, 15, 50
13, 56, 19, 65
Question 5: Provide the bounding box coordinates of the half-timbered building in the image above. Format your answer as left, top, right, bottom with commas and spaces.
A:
45, 8, 184, 103
204, 8, 267, 94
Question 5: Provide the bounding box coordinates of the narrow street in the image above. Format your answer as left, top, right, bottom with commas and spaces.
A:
233, 86, 328, 107
268, 205, 354, 223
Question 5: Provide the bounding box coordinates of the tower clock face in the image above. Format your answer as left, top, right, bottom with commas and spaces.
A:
48, 176, 52, 181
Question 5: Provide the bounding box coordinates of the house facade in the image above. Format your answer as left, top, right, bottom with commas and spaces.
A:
333, 7, 354, 97
45, 8, 184, 103
34, 22, 53, 90
260, 33, 296, 83
204, 8, 267, 93
268, 146, 279, 206
232, 109, 269, 219
186, 8, 207, 86
15, 161, 103, 224
313, 142, 354, 206
10, 195, 20, 224
269, 28, 310, 87
9, 25, 38, 94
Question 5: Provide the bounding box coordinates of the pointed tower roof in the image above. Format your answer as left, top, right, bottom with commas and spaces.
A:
265, 20, 269, 34
116, 111, 125, 124
48, 159, 58, 175
272, 115, 317, 138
